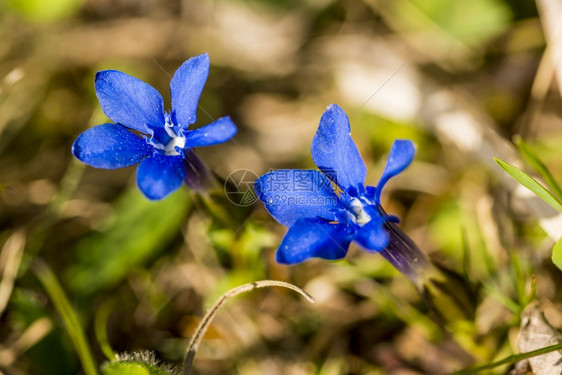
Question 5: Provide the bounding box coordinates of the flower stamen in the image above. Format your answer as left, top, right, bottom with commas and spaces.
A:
350, 197, 371, 226
164, 136, 186, 156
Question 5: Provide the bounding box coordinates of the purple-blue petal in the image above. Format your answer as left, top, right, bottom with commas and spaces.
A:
311, 104, 366, 194
183, 150, 213, 192
136, 154, 186, 200
354, 217, 389, 252
374, 140, 415, 204
170, 53, 210, 128
254, 170, 344, 227
185, 116, 237, 148
276, 218, 354, 264
72, 123, 152, 169
95, 70, 165, 134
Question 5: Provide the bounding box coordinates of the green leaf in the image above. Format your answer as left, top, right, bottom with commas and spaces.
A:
65, 188, 192, 295
101, 352, 174, 375
394, 0, 511, 47
6, 0, 82, 23
515, 136, 562, 201
494, 158, 562, 213
101, 362, 170, 375
552, 237, 562, 272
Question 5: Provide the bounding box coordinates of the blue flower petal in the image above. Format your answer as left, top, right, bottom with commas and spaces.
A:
276, 218, 354, 264
364, 186, 377, 202
72, 123, 152, 169
255, 170, 344, 227
354, 217, 389, 252
136, 154, 186, 200
311, 104, 366, 195
185, 116, 237, 148
374, 140, 415, 204
170, 53, 210, 128
95, 70, 165, 134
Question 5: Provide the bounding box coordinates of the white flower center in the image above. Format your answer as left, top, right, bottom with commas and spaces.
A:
148, 119, 187, 156
350, 198, 371, 226
164, 136, 186, 156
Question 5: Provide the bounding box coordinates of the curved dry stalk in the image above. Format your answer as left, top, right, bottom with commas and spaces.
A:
536, 0, 562, 100
183, 280, 314, 375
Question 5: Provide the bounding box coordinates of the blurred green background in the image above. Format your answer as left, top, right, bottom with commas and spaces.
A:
1, 0, 561, 374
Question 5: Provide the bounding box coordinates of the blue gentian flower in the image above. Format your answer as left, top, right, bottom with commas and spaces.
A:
255, 104, 416, 265
72, 53, 237, 200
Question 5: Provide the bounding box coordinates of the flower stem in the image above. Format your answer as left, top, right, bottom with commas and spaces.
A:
380, 219, 476, 323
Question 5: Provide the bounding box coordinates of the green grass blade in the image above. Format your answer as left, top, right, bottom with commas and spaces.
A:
552, 237, 562, 272
482, 285, 519, 314
452, 342, 562, 375
33, 259, 98, 375
515, 136, 562, 200
494, 158, 562, 213
95, 300, 117, 361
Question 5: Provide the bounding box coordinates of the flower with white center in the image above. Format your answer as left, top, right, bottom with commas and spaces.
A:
72, 53, 237, 200
255, 104, 419, 272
